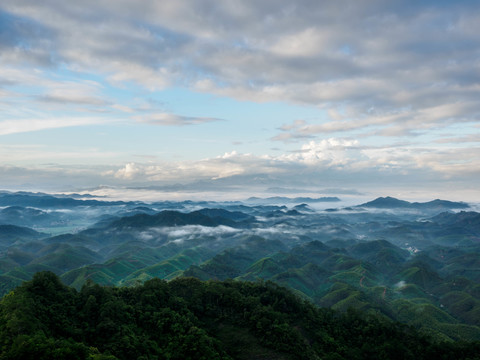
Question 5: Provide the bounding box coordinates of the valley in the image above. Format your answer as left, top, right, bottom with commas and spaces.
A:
1, 191, 479, 342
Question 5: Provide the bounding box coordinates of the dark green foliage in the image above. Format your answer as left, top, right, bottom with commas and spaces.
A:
0, 225, 46, 248
109, 210, 241, 229
1, 272, 480, 359
196, 208, 254, 222
183, 236, 286, 280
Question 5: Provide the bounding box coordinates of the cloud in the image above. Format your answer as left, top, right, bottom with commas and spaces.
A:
434, 133, 480, 144
111, 151, 281, 183
0, 116, 108, 135
36, 85, 109, 106
274, 101, 480, 140
0, 67, 115, 131
280, 139, 359, 166
0, 0, 479, 200
2, 137, 479, 200
0, 0, 479, 142
3, 1, 479, 106
0, 10, 55, 67
111, 104, 134, 113
163, 225, 240, 239
114, 163, 139, 180
134, 113, 222, 126
107, 137, 480, 191
0, 164, 117, 192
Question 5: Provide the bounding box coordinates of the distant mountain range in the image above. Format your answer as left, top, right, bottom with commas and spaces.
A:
246, 196, 341, 204
0, 192, 132, 208
357, 196, 469, 210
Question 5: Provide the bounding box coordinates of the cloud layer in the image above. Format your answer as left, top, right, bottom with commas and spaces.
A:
0, 1, 479, 199
3, 1, 480, 123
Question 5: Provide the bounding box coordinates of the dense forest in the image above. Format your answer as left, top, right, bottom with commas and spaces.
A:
1, 272, 479, 359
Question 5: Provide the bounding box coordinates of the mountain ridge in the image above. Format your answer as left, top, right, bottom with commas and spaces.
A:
358, 196, 469, 210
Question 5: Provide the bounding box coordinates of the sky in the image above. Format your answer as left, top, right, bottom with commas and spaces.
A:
0, 0, 479, 201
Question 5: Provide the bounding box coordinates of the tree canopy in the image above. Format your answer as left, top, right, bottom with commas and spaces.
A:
0, 272, 479, 359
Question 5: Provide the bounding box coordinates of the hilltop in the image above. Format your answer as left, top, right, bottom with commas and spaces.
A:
358, 197, 469, 210
1, 272, 479, 359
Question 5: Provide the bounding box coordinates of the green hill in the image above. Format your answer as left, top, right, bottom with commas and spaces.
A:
108, 209, 243, 229
396, 263, 444, 291
183, 236, 286, 280
121, 247, 214, 285
2, 272, 480, 360
30, 244, 101, 272
0, 225, 46, 247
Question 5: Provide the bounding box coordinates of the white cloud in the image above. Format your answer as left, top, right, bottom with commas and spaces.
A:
38, 89, 108, 106
114, 162, 143, 180
134, 113, 222, 126
273, 100, 480, 140
111, 104, 134, 113
280, 139, 359, 166
0, 116, 107, 136
1, 136, 479, 199
104, 137, 480, 188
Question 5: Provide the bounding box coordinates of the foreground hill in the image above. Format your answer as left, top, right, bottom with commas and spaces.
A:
1, 272, 479, 360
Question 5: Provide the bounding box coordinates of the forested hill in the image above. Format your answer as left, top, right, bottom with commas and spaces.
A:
1, 272, 479, 360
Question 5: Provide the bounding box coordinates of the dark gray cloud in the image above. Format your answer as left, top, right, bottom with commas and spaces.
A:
0, 10, 56, 66
3, 1, 479, 101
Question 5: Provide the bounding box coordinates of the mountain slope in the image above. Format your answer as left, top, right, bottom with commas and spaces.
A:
107, 209, 246, 229
2, 272, 480, 360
